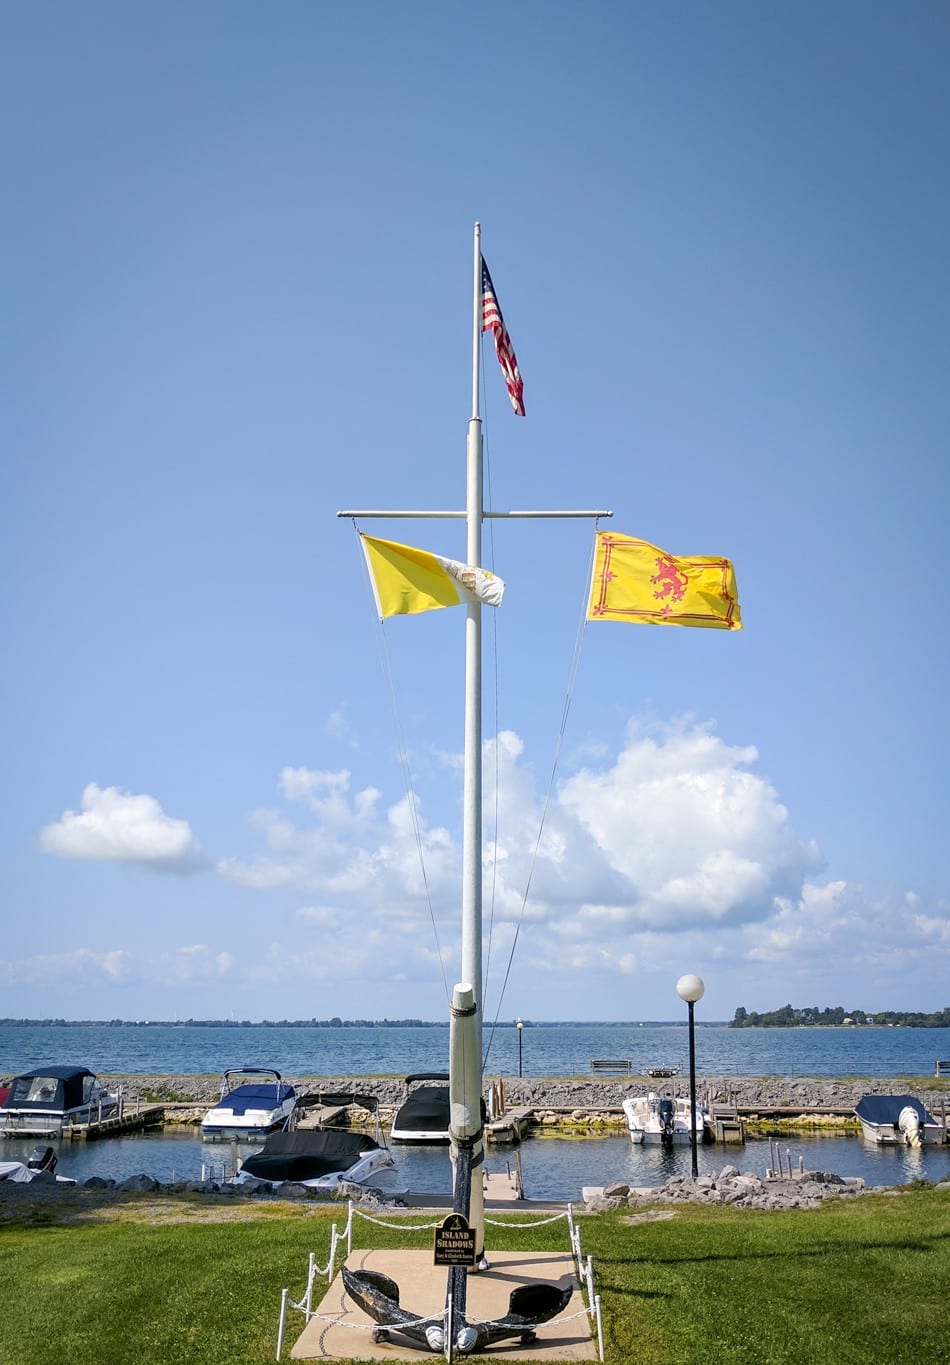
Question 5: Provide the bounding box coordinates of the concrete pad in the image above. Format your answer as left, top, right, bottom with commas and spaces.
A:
291, 1248, 597, 1361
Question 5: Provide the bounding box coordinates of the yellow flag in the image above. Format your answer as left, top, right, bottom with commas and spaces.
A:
587, 532, 741, 630
362, 535, 505, 619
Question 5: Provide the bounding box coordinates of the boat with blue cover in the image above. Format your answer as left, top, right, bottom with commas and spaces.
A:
854, 1094, 943, 1146
201, 1068, 298, 1141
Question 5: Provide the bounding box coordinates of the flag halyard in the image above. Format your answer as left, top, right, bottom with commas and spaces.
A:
481, 255, 525, 416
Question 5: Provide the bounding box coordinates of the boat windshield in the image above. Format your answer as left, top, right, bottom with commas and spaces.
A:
8, 1076, 64, 1107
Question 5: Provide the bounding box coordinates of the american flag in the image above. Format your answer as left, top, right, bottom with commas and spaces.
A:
481, 255, 525, 416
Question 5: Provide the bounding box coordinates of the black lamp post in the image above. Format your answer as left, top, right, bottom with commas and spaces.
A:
676, 974, 705, 1178
516, 1018, 523, 1077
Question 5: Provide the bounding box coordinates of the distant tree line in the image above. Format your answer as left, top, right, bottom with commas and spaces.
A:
730, 1004, 950, 1028
0, 1017, 451, 1029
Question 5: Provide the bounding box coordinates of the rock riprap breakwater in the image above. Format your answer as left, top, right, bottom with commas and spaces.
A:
25, 1073, 943, 1126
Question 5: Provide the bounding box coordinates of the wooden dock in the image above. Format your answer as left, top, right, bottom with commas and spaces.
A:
66, 1105, 165, 1141
295, 1104, 350, 1130
485, 1106, 534, 1144
706, 1103, 745, 1143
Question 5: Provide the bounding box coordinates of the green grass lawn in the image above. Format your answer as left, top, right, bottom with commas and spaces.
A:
0, 1187, 947, 1363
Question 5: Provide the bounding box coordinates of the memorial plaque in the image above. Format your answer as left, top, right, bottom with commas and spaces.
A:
433, 1212, 476, 1266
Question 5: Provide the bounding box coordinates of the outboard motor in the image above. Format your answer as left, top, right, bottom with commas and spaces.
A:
26, 1145, 57, 1175
897, 1105, 922, 1147
658, 1097, 675, 1142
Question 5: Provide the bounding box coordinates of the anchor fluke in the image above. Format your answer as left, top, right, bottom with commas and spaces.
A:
342, 1265, 573, 1354
340, 1267, 442, 1349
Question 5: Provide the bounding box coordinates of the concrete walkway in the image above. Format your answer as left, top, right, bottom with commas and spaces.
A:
291, 1248, 597, 1361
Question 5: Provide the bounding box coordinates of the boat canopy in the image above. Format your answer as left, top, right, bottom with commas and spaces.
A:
855, 1095, 936, 1125
312, 1092, 381, 1113
3, 1067, 96, 1112
240, 1129, 379, 1182
216, 1082, 296, 1115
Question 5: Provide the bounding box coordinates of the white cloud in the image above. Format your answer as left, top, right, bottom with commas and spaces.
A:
554, 718, 823, 930
33, 721, 940, 1018
0, 948, 138, 987
173, 944, 235, 982
40, 784, 205, 872
208, 718, 838, 1006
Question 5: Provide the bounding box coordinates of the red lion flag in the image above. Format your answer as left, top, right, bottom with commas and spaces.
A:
481, 256, 525, 416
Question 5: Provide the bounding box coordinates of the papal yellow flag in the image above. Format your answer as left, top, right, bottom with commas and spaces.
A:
362, 535, 505, 619
587, 532, 741, 630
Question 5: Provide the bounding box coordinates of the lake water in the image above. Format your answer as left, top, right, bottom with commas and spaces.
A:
2, 1021, 948, 1196
2, 1124, 949, 1200
2, 1021, 948, 1079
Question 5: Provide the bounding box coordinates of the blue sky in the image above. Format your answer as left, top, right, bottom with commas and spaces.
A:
3, 1, 948, 1024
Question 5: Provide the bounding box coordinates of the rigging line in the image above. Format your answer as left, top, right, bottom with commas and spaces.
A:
351, 522, 452, 1008
483, 530, 599, 1063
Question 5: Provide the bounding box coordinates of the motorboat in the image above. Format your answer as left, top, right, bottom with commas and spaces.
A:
622, 1090, 706, 1145
389, 1072, 450, 1144
0, 1066, 120, 1137
201, 1068, 298, 1141
854, 1095, 944, 1146
0, 1144, 76, 1185
234, 1093, 394, 1189
646, 1066, 679, 1079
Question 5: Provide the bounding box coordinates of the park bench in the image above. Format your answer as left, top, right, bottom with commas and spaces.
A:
591, 1059, 632, 1075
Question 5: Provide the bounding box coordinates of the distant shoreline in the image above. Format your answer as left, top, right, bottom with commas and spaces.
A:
1, 1017, 722, 1028
5, 1018, 948, 1029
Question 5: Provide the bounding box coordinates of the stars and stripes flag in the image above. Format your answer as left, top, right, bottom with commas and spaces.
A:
481, 255, 525, 415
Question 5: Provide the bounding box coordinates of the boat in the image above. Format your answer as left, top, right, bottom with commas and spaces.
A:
234, 1093, 394, 1189
0, 1144, 76, 1185
200, 1068, 298, 1141
622, 1090, 707, 1145
646, 1066, 679, 1079
0, 1066, 120, 1137
389, 1073, 451, 1144
854, 1095, 944, 1146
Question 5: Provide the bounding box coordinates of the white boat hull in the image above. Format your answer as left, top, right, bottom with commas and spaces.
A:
201, 1099, 297, 1141
234, 1145, 394, 1189
858, 1120, 944, 1146
0, 1099, 120, 1138
200, 1070, 298, 1141
623, 1093, 706, 1146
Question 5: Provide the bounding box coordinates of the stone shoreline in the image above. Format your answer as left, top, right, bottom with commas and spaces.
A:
86, 1072, 948, 1121
1, 1073, 947, 1222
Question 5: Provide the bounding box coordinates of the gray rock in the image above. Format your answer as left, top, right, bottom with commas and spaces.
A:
117, 1174, 161, 1192
603, 1182, 630, 1199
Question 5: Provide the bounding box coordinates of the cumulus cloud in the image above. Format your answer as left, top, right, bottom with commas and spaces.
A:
33, 718, 929, 1017
0, 948, 138, 987
220, 767, 456, 905
224, 723, 824, 943
208, 718, 836, 1002
40, 784, 205, 872
0, 944, 236, 992
553, 718, 823, 930
173, 944, 235, 982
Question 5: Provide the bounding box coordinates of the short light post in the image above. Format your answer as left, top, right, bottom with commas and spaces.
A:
676, 974, 705, 1178
516, 1018, 523, 1077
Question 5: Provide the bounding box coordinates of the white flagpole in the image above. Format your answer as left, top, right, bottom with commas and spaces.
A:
457, 221, 486, 1265
462, 223, 483, 1039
